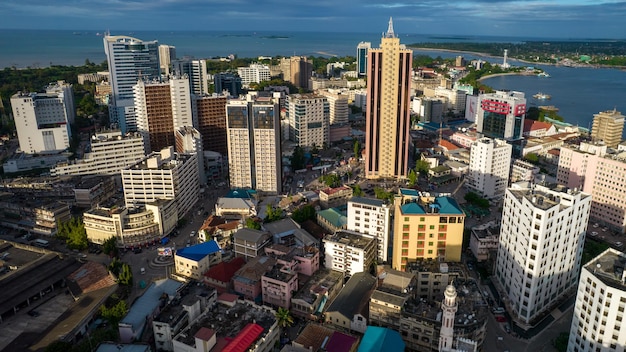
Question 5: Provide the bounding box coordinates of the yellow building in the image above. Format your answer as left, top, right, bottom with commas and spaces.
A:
392, 189, 465, 270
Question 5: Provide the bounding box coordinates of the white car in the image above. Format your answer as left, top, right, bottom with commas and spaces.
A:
590, 231, 598, 237
190, 231, 196, 237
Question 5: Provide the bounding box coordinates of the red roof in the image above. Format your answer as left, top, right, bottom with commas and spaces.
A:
218, 292, 239, 304
221, 323, 264, 352
205, 257, 246, 283
438, 140, 460, 151
523, 119, 553, 132
195, 327, 215, 341
321, 185, 352, 195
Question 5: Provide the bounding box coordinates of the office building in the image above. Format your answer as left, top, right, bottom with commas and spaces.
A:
567, 248, 626, 352
173, 58, 209, 96
318, 89, 350, 125
213, 72, 242, 97
226, 95, 281, 194
237, 63, 271, 87
51, 131, 146, 176
104, 34, 160, 132
495, 183, 591, 326
357, 42, 371, 77
365, 18, 412, 179
347, 197, 392, 262
121, 146, 199, 218
466, 137, 512, 200
11, 87, 73, 154
474, 90, 526, 140
591, 108, 625, 148
44, 80, 75, 123
558, 142, 626, 233
287, 93, 330, 148
392, 189, 465, 270
158, 44, 176, 76
193, 93, 228, 156
287, 56, 313, 89
175, 126, 205, 185
134, 76, 193, 153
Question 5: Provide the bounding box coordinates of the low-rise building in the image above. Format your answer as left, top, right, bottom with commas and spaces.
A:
469, 221, 500, 262
174, 240, 223, 281
0, 195, 71, 236
232, 256, 277, 300
323, 230, 377, 277
264, 244, 320, 277
203, 257, 246, 294
233, 228, 272, 260
369, 265, 416, 330
262, 265, 298, 309
215, 197, 257, 220
510, 159, 540, 183
319, 185, 353, 209
290, 323, 359, 352
324, 272, 377, 333
316, 208, 347, 233
290, 268, 344, 321
73, 176, 117, 209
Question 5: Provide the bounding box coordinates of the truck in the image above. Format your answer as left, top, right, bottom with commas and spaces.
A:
33, 239, 49, 248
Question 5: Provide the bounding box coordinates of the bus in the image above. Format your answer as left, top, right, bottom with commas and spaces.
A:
33, 239, 49, 248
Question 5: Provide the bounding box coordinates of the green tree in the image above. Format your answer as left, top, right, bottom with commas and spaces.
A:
118, 263, 133, 286
291, 205, 316, 223
553, 332, 569, 352
407, 169, 418, 187
58, 217, 88, 250
275, 307, 294, 328
100, 300, 128, 327
353, 139, 361, 159
374, 187, 395, 203
415, 160, 431, 176
319, 173, 341, 188
524, 153, 539, 164
265, 205, 284, 223
291, 146, 306, 170
352, 184, 364, 197
245, 217, 262, 230
108, 257, 122, 276
103, 236, 119, 258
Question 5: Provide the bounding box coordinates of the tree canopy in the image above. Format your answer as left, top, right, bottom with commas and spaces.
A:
57, 217, 88, 250
319, 173, 341, 188
265, 205, 284, 223
291, 205, 316, 223
275, 307, 294, 328
245, 217, 262, 230
102, 236, 119, 258
290, 146, 306, 170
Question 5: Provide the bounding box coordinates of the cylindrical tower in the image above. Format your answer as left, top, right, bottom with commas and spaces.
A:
439, 284, 458, 351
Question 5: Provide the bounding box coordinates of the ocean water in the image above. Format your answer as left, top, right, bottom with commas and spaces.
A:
1, 29, 624, 131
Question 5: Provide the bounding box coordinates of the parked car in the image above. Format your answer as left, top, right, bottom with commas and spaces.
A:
492, 307, 505, 314
495, 315, 507, 323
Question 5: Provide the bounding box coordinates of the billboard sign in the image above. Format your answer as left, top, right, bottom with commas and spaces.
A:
158, 247, 173, 257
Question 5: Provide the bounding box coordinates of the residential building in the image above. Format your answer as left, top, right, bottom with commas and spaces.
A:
287, 93, 330, 148
319, 185, 353, 209
323, 230, 377, 277
158, 44, 176, 76
214, 197, 257, 220
510, 159, 540, 183
567, 248, 626, 352
365, 18, 412, 180
290, 269, 344, 320
203, 256, 246, 294
213, 72, 242, 97
407, 261, 463, 301
73, 176, 117, 209
316, 208, 347, 234
495, 183, 591, 326
12, 86, 73, 154
280, 56, 313, 89
347, 197, 392, 262
262, 218, 319, 248
466, 137, 512, 200
237, 63, 271, 87
0, 197, 71, 236
104, 34, 160, 132
193, 93, 228, 155
369, 265, 416, 330
474, 90, 526, 141
173, 58, 209, 95
324, 272, 376, 334
318, 90, 350, 125
175, 126, 205, 184
523, 119, 557, 138
51, 131, 146, 176
121, 146, 199, 218
232, 256, 276, 300
356, 42, 371, 77
469, 221, 500, 262
392, 189, 465, 270
134, 76, 193, 153
558, 142, 626, 232
291, 323, 359, 352
591, 108, 625, 148
264, 244, 320, 277
226, 95, 282, 194
232, 228, 272, 261
174, 240, 223, 281
261, 264, 298, 309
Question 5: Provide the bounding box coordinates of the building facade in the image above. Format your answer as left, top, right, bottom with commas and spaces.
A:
591, 109, 625, 148
474, 90, 526, 141
287, 93, 330, 148
323, 230, 377, 277
173, 58, 209, 95
193, 93, 228, 156
365, 18, 412, 179
466, 137, 512, 200
356, 42, 371, 77
237, 64, 271, 87
158, 44, 176, 76
347, 197, 392, 262
495, 183, 591, 326
318, 89, 350, 126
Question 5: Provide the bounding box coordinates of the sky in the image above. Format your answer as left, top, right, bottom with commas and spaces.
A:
0, 0, 625, 39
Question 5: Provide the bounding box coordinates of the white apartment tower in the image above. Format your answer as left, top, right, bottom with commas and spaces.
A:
237, 63, 271, 87
104, 34, 160, 133
495, 183, 591, 325
11, 87, 73, 154
121, 146, 199, 218
318, 90, 350, 125
226, 95, 281, 194
174, 59, 209, 96
175, 126, 206, 185
467, 137, 512, 200
567, 248, 626, 352
45, 80, 76, 123
287, 93, 330, 148
347, 197, 392, 262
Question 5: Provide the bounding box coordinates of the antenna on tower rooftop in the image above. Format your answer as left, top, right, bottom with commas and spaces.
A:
385, 17, 396, 38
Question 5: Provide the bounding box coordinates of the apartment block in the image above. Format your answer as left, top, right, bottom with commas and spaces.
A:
466, 137, 512, 200
232, 228, 272, 261
591, 109, 625, 148
495, 183, 591, 326
173, 58, 209, 95
347, 197, 392, 262
193, 93, 228, 156
317, 89, 350, 125
287, 93, 330, 148
290, 268, 343, 320
237, 63, 271, 87
323, 230, 377, 277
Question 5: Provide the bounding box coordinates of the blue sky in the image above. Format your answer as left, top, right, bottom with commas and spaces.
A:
1, 0, 625, 39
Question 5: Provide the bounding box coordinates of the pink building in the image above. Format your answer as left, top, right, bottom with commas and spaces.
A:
232, 256, 276, 300
262, 266, 298, 309
450, 130, 479, 148
264, 244, 320, 277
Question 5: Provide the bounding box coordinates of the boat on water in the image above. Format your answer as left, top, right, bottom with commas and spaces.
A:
533, 92, 551, 100
537, 72, 550, 78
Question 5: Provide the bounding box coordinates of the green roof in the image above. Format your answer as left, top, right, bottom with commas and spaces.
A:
400, 196, 464, 215
317, 208, 347, 228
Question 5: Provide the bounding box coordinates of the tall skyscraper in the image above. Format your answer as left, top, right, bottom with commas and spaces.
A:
193, 93, 228, 156
356, 42, 371, 77
287, 93, 330, 148
466, 137, 512, 200
568, 248, 626, 351
365, 18, 412, 180
174, 58, 209, 96
104, 34, 160, 132
226, 95, 281, 194
591, 108, 625, 148
474, 90, 526, 140
134, 77, 193, 153
158, 44, 176, 76
495, 183, 591, 325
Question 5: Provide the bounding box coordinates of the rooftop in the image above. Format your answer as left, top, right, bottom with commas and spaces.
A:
292, 268, 343, 305
585, 248, 626, 290
317, 208, 347, 228
175, 240, 221, 261
263, 265, 297, 283
233, 256, 277, 284
325, 272, 376, 320
120, 279, 182, 331
233, 228, 269, 243
349, 196, 387, 208
358, 326, 405, 352
397, 190, 464, 216
204, 257, 246, 283
325, 230, 376, 250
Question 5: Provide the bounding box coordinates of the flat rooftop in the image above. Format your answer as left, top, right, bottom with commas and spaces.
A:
585, 248, 626, 291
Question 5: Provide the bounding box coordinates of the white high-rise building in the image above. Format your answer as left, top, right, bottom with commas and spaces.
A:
11, 85, 73, 154
466, 137, 512, 200
121, 146, 199, 218
104, 34, 160, 133
287, 93, 330, 148
347, 197, 392, 262
237, 64, 271, 87
226, 95, 281, 194
474, 90, 526, 141
45, 80, 76, 123
174, 59, 209, 96
51, 131, 146, 176
317, 90, 349, 125
158, 44, 176, 76
567, 248, 626, 352
495, 183, 591, 325
175, 126, 205, 185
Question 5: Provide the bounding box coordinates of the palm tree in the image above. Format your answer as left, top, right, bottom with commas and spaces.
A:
275, 307, 294, 329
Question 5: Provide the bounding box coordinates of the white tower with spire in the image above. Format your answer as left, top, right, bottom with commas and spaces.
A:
385, 17, 396, 38
439, 284, 458, 351
502, 49, 510, 69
